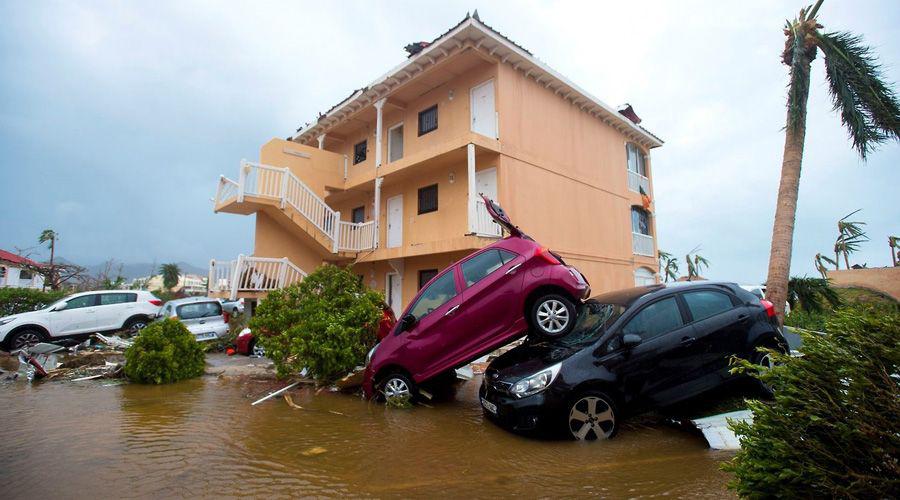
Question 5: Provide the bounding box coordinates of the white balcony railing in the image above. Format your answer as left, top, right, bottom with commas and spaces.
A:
473, 198, 502, 237
209, 255, 307, 301
632, 232, 655, 257
213, 161, 376, 253
628, 170, 650, 194
338, 221, 376, 252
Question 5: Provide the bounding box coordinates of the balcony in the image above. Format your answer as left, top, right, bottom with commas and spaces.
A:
628, 170, 650, 194
632, 232, 655, 257
208, 255, 307, 300
472, 198, 502, 237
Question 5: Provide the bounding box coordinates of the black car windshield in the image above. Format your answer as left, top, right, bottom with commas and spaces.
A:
554, 300, 626, 346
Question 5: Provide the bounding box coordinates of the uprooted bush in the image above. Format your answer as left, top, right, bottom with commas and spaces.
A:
0, 288, 66, 316
722, 305, 899, 498
124, 318, 206, 384
250, 265, 382, 382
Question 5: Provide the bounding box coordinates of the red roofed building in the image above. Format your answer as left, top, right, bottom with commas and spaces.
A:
0, 249, 45, 289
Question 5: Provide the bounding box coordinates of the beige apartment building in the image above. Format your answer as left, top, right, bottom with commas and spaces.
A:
209, 13, 662, 314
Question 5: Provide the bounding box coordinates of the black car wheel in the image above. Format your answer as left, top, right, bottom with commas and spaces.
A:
567, 391, 618, 441
8, 329, 44, 351
379, 372, 417, 405
752, 348, 777, 396
249, 339, 265, 357
531, 294, 576, 338
124, 317, 149, 333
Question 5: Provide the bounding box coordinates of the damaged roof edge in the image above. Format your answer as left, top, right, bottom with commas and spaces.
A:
292, 14, 663, 148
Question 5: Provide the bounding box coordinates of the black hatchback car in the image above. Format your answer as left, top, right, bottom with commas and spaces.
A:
479, 282, 786, 441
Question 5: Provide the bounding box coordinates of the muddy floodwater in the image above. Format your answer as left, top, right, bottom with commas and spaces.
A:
0, 375, 735, 498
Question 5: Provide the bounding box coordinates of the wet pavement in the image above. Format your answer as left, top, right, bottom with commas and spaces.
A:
0, 374, 736, 498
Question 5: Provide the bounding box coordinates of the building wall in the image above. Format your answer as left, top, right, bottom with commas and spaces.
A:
0, 264, 44, 289
253, 211, 327, 274
827, 267, 900, 301
259, 139, 345, 198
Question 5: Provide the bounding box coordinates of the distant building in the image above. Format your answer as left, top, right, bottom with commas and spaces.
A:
0, 249, 45, 290
131, 273, 208, 295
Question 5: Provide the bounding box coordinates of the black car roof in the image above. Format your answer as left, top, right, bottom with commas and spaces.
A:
590, 281, 740, 306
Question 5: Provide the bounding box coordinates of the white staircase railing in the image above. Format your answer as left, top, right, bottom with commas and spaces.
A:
209, 255, 308, 301
473, 198, 502, 237
214, 161, 377, 253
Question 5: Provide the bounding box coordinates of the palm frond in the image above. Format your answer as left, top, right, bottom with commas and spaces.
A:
818, 254, 838, 266
787, 276, 841, 313
816, 31, 900, 159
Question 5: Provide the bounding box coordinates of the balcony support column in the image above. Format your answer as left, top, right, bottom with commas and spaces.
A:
374, 177, 383, 248
374, 98, 386, 168
467, 143, 477, 234
317, 134, 326, 149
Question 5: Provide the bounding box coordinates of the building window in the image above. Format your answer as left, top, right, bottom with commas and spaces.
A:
351, 206, 365, 223
626, 143, 646, 176
631, 207, 650, 235
388, 124, 404, 162
418, 269, 439, 290
0, 266, 6, 278
19, 269, 33, 280
418, 105, 438, 136
634, 267, 656, 286
417, 184, 438, 214
353, 140, 367, 164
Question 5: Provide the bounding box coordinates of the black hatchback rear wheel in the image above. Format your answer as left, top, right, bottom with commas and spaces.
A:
567, 391, 618, 441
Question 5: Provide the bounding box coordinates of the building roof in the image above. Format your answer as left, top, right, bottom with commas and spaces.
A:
0, 249, 43, 268
292, 12, 663, 149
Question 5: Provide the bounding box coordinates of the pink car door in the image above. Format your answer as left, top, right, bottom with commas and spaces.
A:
400, 267, 467, 381
445, 247, 526, 365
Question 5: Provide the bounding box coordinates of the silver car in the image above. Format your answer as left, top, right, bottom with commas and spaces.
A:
158, 297, 229, 342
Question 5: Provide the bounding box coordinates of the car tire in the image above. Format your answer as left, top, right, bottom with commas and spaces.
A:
123, 317, 149, 334
379, 372, 418, 405
530, 294, 576, 338
566, 391, 618, 441
248, 339, 265, 357
7, 329, 45, 351
751, 347, 777, 397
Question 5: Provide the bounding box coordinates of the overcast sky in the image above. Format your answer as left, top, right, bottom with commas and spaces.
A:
1, 0, 897, 283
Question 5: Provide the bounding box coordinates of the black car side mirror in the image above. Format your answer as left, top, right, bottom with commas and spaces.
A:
622, 333, 643, 348
398, 314, 417, 333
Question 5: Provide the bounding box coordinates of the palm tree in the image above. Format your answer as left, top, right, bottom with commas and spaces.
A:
833, 209, 868, 269
658, 250, 679, 283
888, 236, 897, 267
159, 263, 181, 291
765, 0, 900, 322
787, 276, 841, 313
38, 229, 57, 291
685, 249, 710, 281
814, 253, 837, 279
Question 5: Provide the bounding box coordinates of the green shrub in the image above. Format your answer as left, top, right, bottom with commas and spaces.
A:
0, 288, 66, 316
783, 308, 829, 331
723, 305, 899, 498
124, 318, 206, 384
250, 265, 382, 382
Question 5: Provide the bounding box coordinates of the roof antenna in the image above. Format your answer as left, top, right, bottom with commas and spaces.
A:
472, 9, 480, 21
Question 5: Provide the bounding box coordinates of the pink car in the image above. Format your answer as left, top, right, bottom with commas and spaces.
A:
363, 196, 590, 401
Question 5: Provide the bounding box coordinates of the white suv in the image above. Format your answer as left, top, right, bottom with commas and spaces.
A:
0, 290, 162, 351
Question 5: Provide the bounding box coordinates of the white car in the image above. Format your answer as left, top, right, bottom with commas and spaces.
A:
0, 290, 162, 351
158, 297, 229, 342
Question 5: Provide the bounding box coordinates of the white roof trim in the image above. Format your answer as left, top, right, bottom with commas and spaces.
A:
294, 18, 662, 148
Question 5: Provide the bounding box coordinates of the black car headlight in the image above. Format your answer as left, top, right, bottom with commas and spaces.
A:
510, 362, 561, 398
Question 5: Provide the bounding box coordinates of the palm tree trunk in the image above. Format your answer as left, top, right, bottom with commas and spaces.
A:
891, 241, 896, 267
48, 237, 55, 290
843, 250, 850, 269
766, 52, 813, 324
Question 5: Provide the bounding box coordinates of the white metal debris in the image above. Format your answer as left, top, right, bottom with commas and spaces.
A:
690, 410, 752, 450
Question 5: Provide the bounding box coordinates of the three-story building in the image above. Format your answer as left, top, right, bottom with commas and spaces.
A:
210, 13, 663, 314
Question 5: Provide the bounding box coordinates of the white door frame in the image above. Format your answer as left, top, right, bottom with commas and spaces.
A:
470, 78, 497, 138
386, 194, 403, 248
387, 122, 403, 163
385, 272, 402, 315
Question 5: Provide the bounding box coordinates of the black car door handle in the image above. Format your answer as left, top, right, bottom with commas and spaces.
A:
737, 313, 749, 322
680, 336, 696, 347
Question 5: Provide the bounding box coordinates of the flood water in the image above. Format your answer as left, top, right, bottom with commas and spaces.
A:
0, 375, 735, 498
